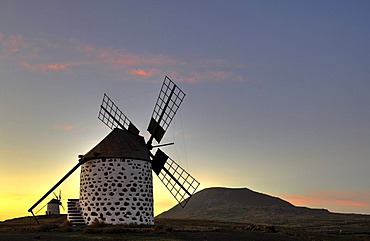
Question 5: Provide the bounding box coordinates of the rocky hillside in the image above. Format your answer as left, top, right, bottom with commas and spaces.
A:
157, 187, 334, 225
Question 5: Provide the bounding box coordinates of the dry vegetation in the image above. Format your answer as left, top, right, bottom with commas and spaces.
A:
1, 214, 370, 241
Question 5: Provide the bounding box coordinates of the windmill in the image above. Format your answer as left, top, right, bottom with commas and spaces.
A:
28, 76, 200, 225
46, 191, 64, 215
33, 191, 64, 216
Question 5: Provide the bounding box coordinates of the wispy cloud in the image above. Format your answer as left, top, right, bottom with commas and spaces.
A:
53, 123, 74, 131
97, 49, 178, 67
0, 33, 249, 83
76, 43, 95, 55
129, 68, 159, 77
166, 69, 245, 83
1, 34, 26, 53
0, 33, 28, 61
21, 62, 80, 73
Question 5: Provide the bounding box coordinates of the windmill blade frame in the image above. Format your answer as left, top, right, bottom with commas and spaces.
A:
60, 202, 65, 211
58, 190, 65, 211
152, 149, 200, 207
98, 93, 139, 135
147, 76, 185, 144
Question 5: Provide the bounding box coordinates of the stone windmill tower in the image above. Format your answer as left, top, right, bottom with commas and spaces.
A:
28, 76, 200, 225
78, 128, 154, 225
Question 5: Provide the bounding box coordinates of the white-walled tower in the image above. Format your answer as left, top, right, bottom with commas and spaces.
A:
46, 199, 60, 215
79, 128, 153, 225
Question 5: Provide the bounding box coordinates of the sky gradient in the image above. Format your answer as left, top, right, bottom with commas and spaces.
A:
1, 1, 370, 221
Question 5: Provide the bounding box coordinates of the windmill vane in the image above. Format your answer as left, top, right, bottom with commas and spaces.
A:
28, 76, 200, 226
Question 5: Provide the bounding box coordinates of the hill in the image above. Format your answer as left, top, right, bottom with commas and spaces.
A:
157, 187, 370, 228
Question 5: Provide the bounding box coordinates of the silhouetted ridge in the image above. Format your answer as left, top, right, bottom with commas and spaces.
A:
157, 187, 330, 224
188, 187, 294, 207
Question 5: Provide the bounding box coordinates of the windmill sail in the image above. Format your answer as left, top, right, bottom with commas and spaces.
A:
98, 93, 139, 134
148, 76, 185, 144
152, 149, 200, 207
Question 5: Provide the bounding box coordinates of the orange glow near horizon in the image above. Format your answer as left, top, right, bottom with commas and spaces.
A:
336, 199, 368, 207
0, 169, 183, 221
279, 193, 322, 206
278, 191, 370, 212
0, 198, 28, 221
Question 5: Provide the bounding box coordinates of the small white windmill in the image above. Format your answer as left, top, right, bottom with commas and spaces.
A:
33, 191, 64, 216
46, 191, 63, 215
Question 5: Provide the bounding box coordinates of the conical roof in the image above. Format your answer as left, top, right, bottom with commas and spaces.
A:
48, 198, 61, 204
83, 128, 150, 161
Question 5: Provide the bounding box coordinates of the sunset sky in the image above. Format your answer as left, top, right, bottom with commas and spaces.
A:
1, 1, 370, 221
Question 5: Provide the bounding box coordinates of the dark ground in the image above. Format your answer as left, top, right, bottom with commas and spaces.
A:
1, 215, 370, 241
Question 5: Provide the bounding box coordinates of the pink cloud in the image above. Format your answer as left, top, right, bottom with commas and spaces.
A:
2, 35, 26, 53
166, 70, 245, 84
176, 76, 198, 84
63, 124, 73, 131
129, 68, 159, 77
0, 34, 248, 84
97, 49, 178, 67
0, 33, 31, 62
21, 62, 79, 73
46, 63, 68, 71
77, 43, 95, 55
53, 124, 73, 131
166, 70, 210, 84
